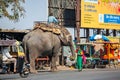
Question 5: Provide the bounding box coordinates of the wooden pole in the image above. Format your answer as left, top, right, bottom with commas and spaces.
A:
86, 28, 89, 40
113, 30, 116, 36
76, 0, 80, 44
97, 29, 101, 34
106, 29, 109, 36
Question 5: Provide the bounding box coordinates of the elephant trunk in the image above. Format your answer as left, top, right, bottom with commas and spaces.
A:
69, 36, 76, 57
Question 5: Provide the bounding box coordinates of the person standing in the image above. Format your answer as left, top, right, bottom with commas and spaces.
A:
76, 47, 83, 71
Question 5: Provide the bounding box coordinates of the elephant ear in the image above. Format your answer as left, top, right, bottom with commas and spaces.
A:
59, 27, 71, 44
60, 27, 70, 36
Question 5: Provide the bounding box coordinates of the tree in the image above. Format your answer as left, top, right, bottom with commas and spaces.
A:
118, 30, 120, 33
0, 0, 25, 21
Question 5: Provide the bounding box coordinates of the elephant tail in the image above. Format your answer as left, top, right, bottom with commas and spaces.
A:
23, 40, 29, 64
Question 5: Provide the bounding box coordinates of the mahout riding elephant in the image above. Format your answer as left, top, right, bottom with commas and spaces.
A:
22, 23, 75, 73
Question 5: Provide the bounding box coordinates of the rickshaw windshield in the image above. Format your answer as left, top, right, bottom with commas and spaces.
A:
11, 46, 18, 52
18, 46, 24, 52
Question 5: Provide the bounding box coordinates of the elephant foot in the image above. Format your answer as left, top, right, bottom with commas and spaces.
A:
50, 69, 58, 72
50, 67, 58, 72
30, 70, 38, 74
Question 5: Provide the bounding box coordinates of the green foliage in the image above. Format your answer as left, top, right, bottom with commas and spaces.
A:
118, 30, 120, 33
0, 0, 25, 21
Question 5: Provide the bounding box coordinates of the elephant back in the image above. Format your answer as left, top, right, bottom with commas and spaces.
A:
33, 23, 61, 35
32, 23, 71, 44
60, 27, 70, 36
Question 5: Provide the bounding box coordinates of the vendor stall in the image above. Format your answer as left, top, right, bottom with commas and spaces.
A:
77, 43, 103, 68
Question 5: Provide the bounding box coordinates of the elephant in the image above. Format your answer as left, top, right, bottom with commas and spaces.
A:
22, 23, 75, 73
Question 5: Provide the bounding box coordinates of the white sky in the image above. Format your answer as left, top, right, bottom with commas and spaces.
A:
0, 0, 48, 30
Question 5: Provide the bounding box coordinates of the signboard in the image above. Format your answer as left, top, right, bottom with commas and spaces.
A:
81, 0, 120, 30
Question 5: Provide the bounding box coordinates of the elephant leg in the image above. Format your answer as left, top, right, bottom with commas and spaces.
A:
29, 53, 38, 74
51, 55, 58, 71
54, 55, 58, 70
51, 56, 56, 71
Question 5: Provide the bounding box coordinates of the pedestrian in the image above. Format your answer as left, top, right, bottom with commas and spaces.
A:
47, 13, 58, 27
76, 47, 83, 71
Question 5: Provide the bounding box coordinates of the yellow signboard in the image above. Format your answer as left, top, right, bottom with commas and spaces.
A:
81, 0, 120, 30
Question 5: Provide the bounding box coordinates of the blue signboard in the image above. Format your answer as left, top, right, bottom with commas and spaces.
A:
104, 14, 120, 24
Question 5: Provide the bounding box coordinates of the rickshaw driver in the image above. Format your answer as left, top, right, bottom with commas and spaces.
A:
15, 41, 25, 73
1, 46, 17, 73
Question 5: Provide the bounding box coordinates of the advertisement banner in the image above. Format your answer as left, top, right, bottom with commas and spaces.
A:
81, 0, 120, 30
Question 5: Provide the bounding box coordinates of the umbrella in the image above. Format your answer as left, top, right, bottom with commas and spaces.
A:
89, 34, 109, 41
94, 34, 102, 39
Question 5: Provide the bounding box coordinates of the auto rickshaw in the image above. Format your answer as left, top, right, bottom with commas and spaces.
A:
0, 40, 29, 78
77, 42, 105, 69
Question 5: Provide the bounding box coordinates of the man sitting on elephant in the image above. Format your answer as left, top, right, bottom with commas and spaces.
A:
47, 13, 59, 27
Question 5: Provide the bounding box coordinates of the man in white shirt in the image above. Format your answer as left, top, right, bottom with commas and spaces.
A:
2, 46, 17, 73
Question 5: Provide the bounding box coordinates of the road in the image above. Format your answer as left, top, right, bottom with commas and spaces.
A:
0, 68, 120, 80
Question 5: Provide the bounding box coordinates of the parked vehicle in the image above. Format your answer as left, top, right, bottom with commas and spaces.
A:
0, 40, 29, 78
77, 43, 106, 69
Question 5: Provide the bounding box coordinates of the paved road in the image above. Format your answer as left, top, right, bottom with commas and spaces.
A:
0, 68, 120, 80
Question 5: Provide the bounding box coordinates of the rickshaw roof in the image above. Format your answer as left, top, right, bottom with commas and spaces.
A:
77, 42, 93, 46
77, 41, 119, 46
93, 41, 119, 44
0, 40, 16, 46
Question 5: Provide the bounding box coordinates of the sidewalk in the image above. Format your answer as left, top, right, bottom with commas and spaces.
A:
57, 66, 75, 70
57, 63, 120, 71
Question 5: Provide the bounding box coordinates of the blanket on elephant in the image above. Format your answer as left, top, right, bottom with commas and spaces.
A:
33, 23, 61, 35
33, 23, 71, 44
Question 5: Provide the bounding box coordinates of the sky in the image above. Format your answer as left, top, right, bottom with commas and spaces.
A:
0, 0, 88, 39
0, 1, 119, 39
0, 0, 48, 30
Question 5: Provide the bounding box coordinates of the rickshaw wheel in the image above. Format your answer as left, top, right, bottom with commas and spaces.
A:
19, 64, 30, 78
19, 68, 29, 78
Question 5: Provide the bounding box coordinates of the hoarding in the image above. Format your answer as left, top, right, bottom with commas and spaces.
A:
81, 0, 120, 30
